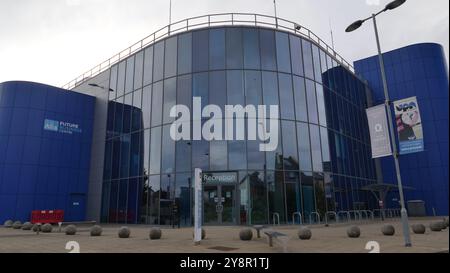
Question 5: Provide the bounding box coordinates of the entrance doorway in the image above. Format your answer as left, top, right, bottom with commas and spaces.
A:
203, 185, 236, 225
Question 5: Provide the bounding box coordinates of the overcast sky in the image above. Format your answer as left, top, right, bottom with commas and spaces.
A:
0, 0, 448, 87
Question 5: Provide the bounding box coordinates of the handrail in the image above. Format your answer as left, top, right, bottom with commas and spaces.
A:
62, 12, 355, 90
325, 211, 339, 225
337, 211, 350, 222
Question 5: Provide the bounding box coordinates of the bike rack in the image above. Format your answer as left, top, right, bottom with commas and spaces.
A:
337, 211, 350, 222
292, 212, 303, 225
272, 213, 280, 226
309, 212, 321, 224
363, 210, 375, 221
349, 210, 362, 221
325, 211, 339, 225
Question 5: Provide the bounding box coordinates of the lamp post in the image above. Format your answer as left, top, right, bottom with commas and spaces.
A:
346, 0, 412, 247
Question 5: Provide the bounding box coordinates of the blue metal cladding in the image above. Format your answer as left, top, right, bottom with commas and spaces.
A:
355, 43, 449, 216
0, 81, 95, 222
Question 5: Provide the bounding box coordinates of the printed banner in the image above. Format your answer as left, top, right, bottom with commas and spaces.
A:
366, 104, 392, 158
394, 96, 424, 155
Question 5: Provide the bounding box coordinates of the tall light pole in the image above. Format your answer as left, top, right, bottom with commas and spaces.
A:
346, 0, 412, 247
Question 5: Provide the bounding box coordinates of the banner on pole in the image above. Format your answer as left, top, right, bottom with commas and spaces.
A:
366, 104, 392, 158
394, 96, 424, 155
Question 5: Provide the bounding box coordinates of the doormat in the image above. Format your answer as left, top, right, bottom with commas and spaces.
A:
208, 246, 239, 251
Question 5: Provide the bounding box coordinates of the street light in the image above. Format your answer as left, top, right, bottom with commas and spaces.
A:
88, 83, 115, 92
345, 0, 412, 247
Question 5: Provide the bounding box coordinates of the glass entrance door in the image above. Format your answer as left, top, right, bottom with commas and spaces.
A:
203, 185, 236, 225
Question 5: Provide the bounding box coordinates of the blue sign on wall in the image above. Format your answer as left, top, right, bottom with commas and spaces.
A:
44, 119, 82, 134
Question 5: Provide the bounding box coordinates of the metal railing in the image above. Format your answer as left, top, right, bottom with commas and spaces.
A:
272, 212, 280, 226
62, 13, 355, 90
292, 212, 303, 225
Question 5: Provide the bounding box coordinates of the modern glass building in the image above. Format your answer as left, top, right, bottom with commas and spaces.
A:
2, 14, 447, 225
72, 15, 379, 226
355, 43, 449, 216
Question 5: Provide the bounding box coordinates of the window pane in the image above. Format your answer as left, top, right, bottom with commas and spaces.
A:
117, 60, 126, 97
278, 73, 295, 120
228, 140, 246, 170
125, 57, 135, 94
177, 75, 192, 119
143, 46, 154, 86
120, 134, 130, 178
149, 127, 161, 174
161, 124, 175, 174
282, 121, 298, 170
306, 79, 318, 124
164, 36, 177, 78
297, 122, 312, 171
320, 127, 331, 172
245, 71, 262, 106
262, 72, 279, 117
311, 47, 322, 85
143, 129, 150, 177
193, 30, 209, 72
310, 124, 323, 172
193, 72, 208, 108
265, 121, 282, 170
153, 41, 165, 82
209, 28, 225, 70
129, 133, 141, 177
151, 81, 163, 127
131, 89, 142, 132
259, 29, 277, 71
275, 31, 291, 73
227, 70, 244, 105
176, 140, 191, 173
210, 141, 227, 170
192, 139, 209, 170
175, 173, 192, 226
247, 136, 265, 170
163, 78, 176, 124
209, 71, 226, 112
243, 28, 260, 70
142, 85, 152, 129
178, 32, 192, 75
293, 76, 308, 122
226, 28, 243, 69
249, 171, 267, 224
122, 93, 132, 134
267, 171, 285, 223
134, 51, 144, 90
289, 34, 304, 76
301, 172, 316, 222
109, 65, 118, 100
316, 84, 327, 127
302, 40, 314, 80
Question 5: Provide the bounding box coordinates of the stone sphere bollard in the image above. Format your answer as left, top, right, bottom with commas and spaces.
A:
297, 226, 312, 240
118, 226, 131, 238
192, 228, 206, 239
12, 221, 22, 229
438, 221, 447, 230
381, 225, 395, 236
32, 224, 41, 232
22, 222, 33, 230
445, 217, 449, 228
347, 226, 361, 238
90, 225, 103, 236
430, 222, 442, 232
411, 224, 426, 234
4, 220, 13, 228
149, 227, 162, 240
65, 225, 77, 235
41, 223, 53, 233
239, 228, 253, 241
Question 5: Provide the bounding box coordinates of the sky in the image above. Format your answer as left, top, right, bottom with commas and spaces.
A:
0, 0, 448, 87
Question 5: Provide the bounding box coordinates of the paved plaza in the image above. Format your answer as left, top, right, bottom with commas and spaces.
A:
0, 217, 448, 253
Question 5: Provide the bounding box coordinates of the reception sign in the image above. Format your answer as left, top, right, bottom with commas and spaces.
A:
366, 104, 392, 158
394, 97, 424, 155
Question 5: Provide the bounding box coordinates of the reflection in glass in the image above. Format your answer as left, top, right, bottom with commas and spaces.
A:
153, 41, 165, 82
249, 171, 267, 224
267, 171, 285, 223
243, 28, 260, 70
193, 30, 209, 72
143, 46, 154, 86
305, 79, 318, 124
302, 40, 314, 80
163, 78, 177, 124
134, 51, 144, 90
149, 127, 161, 175
275, 32, 291, 74
289, 34, 304, 76
226, 28, 243, 69
260, 29, 277, 71
151, 81, 163, 127
209, 29, 226, 70
178, 33, 192, 75
278, 73, 295, 120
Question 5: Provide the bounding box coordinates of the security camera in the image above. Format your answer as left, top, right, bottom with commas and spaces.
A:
294, 24, 301, 30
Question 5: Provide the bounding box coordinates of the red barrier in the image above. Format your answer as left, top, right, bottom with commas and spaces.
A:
31, 210, 64, 224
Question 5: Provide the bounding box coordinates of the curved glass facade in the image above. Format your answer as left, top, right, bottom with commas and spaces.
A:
101, 26, 378, 225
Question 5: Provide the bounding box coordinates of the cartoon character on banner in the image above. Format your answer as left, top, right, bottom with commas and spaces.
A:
395, 101, 421, 141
